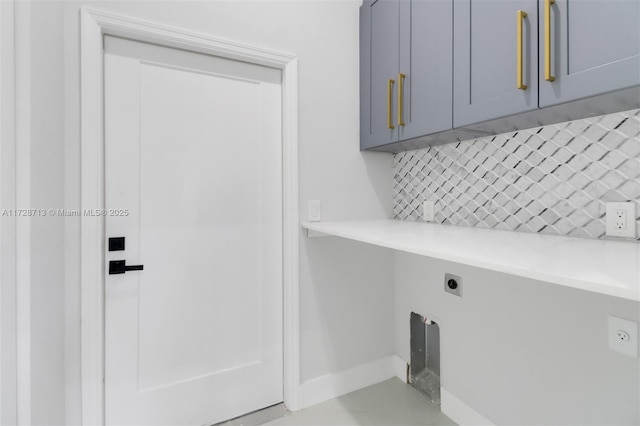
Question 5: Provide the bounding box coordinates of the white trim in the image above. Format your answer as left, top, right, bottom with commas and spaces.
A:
13, 2, 31, 424
79, 8, 300, 424
298, 356, 397, 409
441, 388, 495, 426
281, 57, 301, 412
0, 1, 18, 424
79, 9, 105, 425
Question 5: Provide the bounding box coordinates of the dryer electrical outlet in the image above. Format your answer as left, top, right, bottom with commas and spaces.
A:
444, 273, 462, 297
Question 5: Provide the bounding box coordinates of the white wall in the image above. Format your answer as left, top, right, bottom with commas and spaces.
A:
29, 2, 66, 424
13, 2, 638, 425
395, 252, 640, 425
10, 0, 396, 423
300, 239, 394, 382
0, 1, 18, 424
11, 1, 67, 424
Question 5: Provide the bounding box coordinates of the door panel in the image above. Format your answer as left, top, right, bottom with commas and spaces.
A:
399, 0, 453, 140
454, 0, 538, 127
104, 36, 283, 425
539, 0, 640, 107
361, 0, 400, 149
137, 63, 264, 390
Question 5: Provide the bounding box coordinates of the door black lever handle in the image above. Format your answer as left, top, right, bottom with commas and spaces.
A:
109, 260, 144, 275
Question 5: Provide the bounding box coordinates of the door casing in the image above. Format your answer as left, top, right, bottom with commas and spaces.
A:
79, 8, 300, 424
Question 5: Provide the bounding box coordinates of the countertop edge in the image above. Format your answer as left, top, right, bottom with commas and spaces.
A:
302, 220, 640, 302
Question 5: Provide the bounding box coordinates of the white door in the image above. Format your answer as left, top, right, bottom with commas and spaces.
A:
103, 36, 283, 426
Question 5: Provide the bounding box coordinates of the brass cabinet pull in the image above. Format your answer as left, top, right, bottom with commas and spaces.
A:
544, 0, 556, 81
398, 73, 406, 127
516, 10, 528, 90
387, 79, 395, 129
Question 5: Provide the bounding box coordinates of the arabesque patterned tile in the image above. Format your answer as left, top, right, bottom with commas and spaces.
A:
393, 109, 640, 240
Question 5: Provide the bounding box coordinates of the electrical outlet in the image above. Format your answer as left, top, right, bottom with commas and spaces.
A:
605, 202, 636, 238
616, 330, 631, 342
609, 316, 638, 358
423, 200, 435, 222
615, 210, 626, 229
308, 200, 321, 222
444, 273, 462, 297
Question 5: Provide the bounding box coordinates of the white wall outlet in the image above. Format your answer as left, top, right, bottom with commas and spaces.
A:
605, 202, 636, 238
423, 200, 435, 222
608, 315, 638, 358
308, 200, 321, 222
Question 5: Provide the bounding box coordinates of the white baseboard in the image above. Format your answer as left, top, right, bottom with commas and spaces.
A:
298, 355, 397, 409
298, 356, 494, 426
441, 388, 494, 425
392, 355, 408, 383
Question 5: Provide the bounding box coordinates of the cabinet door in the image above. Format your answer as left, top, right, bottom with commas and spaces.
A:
360, 0, 400, 150
539, 0, 640, 107
398, 0, 453, 140
453, 0, 539, 127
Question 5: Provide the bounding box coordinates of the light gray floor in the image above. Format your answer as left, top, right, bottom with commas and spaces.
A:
263, 378, 456, 426
217, 403, 288, 426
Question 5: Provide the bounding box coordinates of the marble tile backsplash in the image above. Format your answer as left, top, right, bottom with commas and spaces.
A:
393, 109, 640, 240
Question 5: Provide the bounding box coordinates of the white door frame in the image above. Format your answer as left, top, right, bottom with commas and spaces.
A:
79, 8, 300, 424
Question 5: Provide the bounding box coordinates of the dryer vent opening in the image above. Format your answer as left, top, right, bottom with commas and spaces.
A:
410, 312, 440, 406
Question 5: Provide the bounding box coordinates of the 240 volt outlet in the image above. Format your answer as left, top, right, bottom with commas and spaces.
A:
444, 273, 462, 297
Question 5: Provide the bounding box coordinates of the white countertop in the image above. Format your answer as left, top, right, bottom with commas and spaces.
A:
302, 220, 640, 302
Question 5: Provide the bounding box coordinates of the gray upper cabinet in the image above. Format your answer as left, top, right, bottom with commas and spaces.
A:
453, 0, 539, 128
398, 0, 453, 141
361, 0, 640, 152
539, 0, 640, 107
360, 0, 453, 150
454, 0, 639, 128
361, 0, 400, 149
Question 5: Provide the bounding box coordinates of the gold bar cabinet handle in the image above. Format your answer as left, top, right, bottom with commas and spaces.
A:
516, 10, 528, 90
387, 79, 395, 130
544, 0, 556, 81
398, 73, 406, 127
